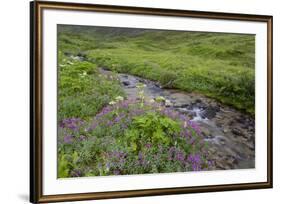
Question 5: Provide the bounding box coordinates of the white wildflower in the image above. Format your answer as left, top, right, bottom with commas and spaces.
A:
109, 101, 116, 105
115, 96, 124, 101
136, 83, 146, 89
155, 96, 165, 102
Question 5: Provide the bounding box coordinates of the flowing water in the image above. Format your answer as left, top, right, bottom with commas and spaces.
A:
101, 68, 255, 170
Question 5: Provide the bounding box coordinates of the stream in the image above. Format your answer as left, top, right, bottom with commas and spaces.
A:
100, 68, 255, 170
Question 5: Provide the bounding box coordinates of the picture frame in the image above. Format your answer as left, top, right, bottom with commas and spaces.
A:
30, 1, 273, 203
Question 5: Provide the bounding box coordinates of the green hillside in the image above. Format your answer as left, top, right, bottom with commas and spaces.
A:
58, 25, 255, 114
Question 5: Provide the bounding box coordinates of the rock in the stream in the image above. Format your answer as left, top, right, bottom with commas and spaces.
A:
174, 108, 188, 114
225, 156, 238, 166
231, 128, 244, 136
200, 106, 220, 119
247, 142, 255, 151
154, 83, 162, 88
235, 116, 246, 124
248, 126, 254, 132
122, 81, 130, 86
223, 128, 228, 133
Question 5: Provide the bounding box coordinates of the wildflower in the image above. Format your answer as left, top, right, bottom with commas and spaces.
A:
79, 135, 86, 141
138, 152, 144, 165
120, 100, 129, 108
64, 135, 73, 144
179, 114, 187, 121
96, 106, 112, 117
136, 83, 146, 88
71, 169, 82, 177
168, 146, 176, 161
145, 143, 152, 148
121, 123, 128, 129
114, 116, 122, 123
175, 150, 185, 162
138, 90, 144, 96
106, 163, 110, 171
187, 154, 202, 171
109, 101, 116, 105
60, 118, 83, 131
188, 121, 201, 134
106, 120, 114, 126
113, 170, 120, 175
155, 96, 165, 102
115, 96, 124, 101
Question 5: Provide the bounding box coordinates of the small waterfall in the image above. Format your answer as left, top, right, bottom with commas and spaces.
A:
190, 107, 209, 122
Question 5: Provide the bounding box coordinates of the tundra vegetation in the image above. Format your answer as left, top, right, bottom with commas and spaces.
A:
57, 25, 255, 177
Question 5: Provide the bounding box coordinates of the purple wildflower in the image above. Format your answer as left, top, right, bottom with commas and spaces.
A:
71, 169, 82, 177
188, 121, 201, 134
113, 170, 120, 175
138, 152, 144, 165
145, 143, 152, 149
106, 120, 114, 126
119, 100, 130, 108
79, 135, 87, 141
114, 116, 122, 123
187, 154, 202, 171
175, 150, 185, 162
60, 118, 84, 131
63, 135, 73, 144
87, 122, 98, 131
208, 160, 214, 167
168, 146, 176, 161
96, 106, 112, 118
180, 129, 190, 139
179, 114, 187, 121
138, 152, 143, 159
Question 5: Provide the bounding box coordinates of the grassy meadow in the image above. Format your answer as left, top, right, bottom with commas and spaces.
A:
59, 25, 255, 115
57, 25, 255, 178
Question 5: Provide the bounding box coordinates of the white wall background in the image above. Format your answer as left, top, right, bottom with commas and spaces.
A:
0, 0, 279, 203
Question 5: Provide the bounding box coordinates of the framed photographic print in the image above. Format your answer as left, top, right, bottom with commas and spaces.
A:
30, 1, 273, 203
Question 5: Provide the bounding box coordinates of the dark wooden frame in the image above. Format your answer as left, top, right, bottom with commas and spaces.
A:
30, 1, 273, 203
